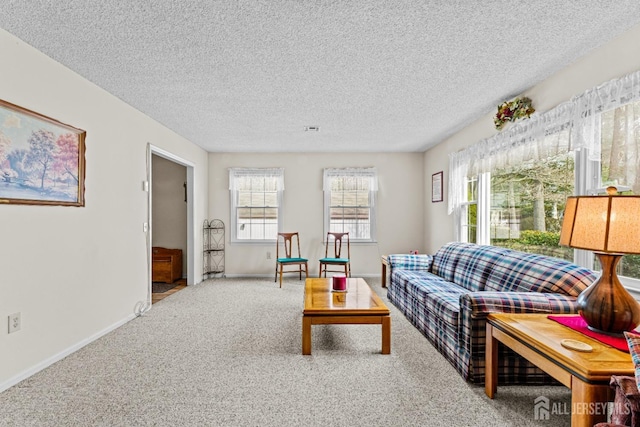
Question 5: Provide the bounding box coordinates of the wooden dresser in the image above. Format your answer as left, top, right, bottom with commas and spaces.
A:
152, 247, 183, 283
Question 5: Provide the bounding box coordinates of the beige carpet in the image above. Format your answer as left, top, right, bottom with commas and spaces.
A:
0, 277, 572, 426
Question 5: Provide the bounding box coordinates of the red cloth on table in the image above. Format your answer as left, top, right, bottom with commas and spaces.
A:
547, 315, 636, 352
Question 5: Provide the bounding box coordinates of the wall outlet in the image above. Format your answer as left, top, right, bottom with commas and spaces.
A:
267, 251, 271, 260
8, 312, 20, 334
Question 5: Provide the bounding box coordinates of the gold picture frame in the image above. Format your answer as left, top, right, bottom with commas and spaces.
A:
0, 99, 86, 206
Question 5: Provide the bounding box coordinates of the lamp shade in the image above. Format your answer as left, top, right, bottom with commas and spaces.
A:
560, 194, 640, 254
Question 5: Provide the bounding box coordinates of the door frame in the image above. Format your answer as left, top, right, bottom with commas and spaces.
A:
147, 144, 196, 288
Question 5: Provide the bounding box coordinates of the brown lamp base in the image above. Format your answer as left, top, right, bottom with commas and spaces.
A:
577, 253, 640, 335
585, 325, 625, 338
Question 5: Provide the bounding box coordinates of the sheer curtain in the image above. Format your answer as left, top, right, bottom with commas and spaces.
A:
228, 167, 285, 191
448, 102, 573, 214
448, 69, 640, 214
600, 101, 640, 194
322, 167, 378, 192
571, 70, 640, 162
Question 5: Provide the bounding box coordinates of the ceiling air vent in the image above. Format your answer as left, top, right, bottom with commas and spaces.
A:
304, 126, 320, 132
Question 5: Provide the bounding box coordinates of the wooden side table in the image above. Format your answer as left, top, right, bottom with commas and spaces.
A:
381, 255, 388, 288
485, 313, 633, 427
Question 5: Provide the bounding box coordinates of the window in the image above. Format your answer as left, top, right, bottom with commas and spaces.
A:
450, 69, 640, 285
323, 168, 377, 242
597, 100, 640, 281
229, 168, 284, 242
460, 176, 478, 244
489, 152, 575, 261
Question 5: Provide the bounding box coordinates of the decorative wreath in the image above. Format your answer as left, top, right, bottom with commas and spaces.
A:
494, 97, 535, 130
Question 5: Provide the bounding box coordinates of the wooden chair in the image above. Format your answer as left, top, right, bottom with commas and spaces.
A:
319, 232, 351, 277
275, 232, 308, 288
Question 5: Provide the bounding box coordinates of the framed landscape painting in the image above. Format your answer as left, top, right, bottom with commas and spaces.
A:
0, 99, 86, 206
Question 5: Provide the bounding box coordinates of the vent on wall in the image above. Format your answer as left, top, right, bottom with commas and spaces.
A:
304, 126, 320, 132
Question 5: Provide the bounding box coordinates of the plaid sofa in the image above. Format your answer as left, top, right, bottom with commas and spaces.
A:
386, 242, 596, 384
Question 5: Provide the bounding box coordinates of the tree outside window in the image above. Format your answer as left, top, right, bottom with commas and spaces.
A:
489, 153, 574, 261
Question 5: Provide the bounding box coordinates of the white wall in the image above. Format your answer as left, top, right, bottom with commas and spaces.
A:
0, 29, 209, 391
423, 23, 640, 254
209, 152, 424, 277
152, 155, 188, 274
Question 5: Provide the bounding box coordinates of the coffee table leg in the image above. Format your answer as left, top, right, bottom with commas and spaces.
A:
382, 316, 391, 354
485, 322, 498, 398
302, 316, 312, 355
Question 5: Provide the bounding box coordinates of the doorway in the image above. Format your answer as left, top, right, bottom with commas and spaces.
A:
147, 145, 196, 305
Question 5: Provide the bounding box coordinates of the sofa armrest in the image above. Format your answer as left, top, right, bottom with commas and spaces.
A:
460, 291, 579, 317
387, 254, 433, 272
458, 291, 579, 356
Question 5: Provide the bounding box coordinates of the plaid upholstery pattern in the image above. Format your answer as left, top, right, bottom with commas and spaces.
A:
485, 250, 595, 296
387, 254, 433, 272
387, 242, 592, 385
624, 332, 640, 394
431, 242, 508, 291
396, 271, 465, 299
458, 291, 578, 384
387, 283, 462, 371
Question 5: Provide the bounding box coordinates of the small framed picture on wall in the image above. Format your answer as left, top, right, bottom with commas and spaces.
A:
432, 171, 443, 203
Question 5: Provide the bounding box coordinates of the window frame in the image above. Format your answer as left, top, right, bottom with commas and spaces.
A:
323, 168, 377, 243
458, 105, 640, 289
229, 168, 284, 244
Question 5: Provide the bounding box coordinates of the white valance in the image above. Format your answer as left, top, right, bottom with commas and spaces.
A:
322, 167, 378, 191
570, 69, 640, 161
448, 69, 640, 214
228, 167, 285, 191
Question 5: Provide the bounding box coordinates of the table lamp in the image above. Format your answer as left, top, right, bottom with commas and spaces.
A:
559, 187, 640, 335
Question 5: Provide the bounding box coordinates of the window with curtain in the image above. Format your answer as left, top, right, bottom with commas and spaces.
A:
229, 168, 284, 242
489, 149, 575, 261
323, 168, 378, 242
449, 69, 640, 282
598, 100, 640, 279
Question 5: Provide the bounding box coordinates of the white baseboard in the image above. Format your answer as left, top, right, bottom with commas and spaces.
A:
0, 313, 137, 393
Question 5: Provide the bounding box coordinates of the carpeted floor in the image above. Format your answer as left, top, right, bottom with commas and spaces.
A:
0, 277, 573, 426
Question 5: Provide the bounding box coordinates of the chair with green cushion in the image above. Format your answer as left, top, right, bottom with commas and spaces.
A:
275, 232, 308, 288
319, 232, 351, 278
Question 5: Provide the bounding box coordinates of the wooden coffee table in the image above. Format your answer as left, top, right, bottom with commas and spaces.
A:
486, 313, 634, 427
302, 277, 391, 355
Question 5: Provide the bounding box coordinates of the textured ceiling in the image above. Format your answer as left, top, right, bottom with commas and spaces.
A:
1, 1, 640, 153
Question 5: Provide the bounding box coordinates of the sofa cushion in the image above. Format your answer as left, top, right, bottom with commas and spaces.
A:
398, 271, 465, 299
484, 251, 595, 296
431, 242, 508, 292
423, 292, 462, 329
